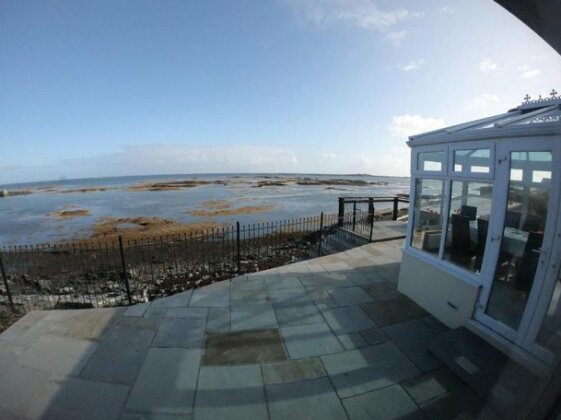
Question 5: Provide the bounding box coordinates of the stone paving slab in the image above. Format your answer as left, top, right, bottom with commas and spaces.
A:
194, 365, 268, 420
401, 366, 465, 405
206, 307, 230, 332
203, 330, 286, 365
126, 348, 201, 415
26, 376, 130, 420
266, 377, 348, 420
336, 332, 369, 350
189, 288, 230, 307
342, 384, 423, 420
0, 364, 52, 417
274, 302, 324, 327
328, 286, 373, 306
80, 317, 157, 385
281, 322, 343, 359
268, 287, 313, 305
361, 295, 428, 326
19, 334, 98, 378
124, 302, 150, 317
262, 358, 326, 385
383, 317, 445, 373
321, 342, 419, 398
164, 307, 208, 319
153, 317, 206, 348
321, 306, 377, 334
230, 304, 277, 330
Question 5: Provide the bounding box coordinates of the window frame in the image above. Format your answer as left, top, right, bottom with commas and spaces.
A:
448, 141, 495, 180
406, 141, 497, 283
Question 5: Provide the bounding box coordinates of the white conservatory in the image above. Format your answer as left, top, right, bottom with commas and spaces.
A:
398, 92, 561, 369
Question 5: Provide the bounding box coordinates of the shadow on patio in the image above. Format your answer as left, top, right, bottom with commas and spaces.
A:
0, 239, 544, 419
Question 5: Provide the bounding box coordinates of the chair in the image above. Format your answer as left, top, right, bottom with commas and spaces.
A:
473, 218, 489, 271
522, 214, 544, 232
450, 214, 472, 256
515, 232, 544, 292
460, 205, 477, 221
505, 211, 522, 229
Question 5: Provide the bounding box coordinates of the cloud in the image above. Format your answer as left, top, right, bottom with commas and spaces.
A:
437, 6, 454, 14
323, 152, 337, 159
518, 65, 540, 79
283, 0, 423, 32
466, 93, 501, 113
400, 59, 424, 72
389, 114, 446, 138
384, 30, 408, 46
479, 59, 499, 73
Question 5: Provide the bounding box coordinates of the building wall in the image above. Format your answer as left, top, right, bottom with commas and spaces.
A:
398, 251, 479, 328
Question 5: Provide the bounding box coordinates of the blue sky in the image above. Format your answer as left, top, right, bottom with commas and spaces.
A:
1, 0, 560, 184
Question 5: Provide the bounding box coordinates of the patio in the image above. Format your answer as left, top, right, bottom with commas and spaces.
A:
0, 239, 515, 419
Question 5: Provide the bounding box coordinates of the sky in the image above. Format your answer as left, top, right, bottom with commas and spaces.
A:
1, 0, 560, 184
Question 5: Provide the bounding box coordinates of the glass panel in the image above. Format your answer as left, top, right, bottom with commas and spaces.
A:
536, 271, 561, 353
417, 151, 444, 172
411, 178, 445, 256
485, 151, 552, 330
453, 149, 491, 174
443, 181, 492, 273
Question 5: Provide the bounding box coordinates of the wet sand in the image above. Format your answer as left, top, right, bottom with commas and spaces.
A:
90, 216, 225, 241
49, 209, 91, 219
186, 200, 274, 217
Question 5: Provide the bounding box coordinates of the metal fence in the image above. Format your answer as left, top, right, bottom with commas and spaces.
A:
0, 213, 349, 313
337, 196, 409, 239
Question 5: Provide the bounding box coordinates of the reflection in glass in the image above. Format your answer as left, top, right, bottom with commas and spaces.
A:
411, 179, 445, 256
453, 149, 491, 174
443, 182, 492, 273
536, 273, 561, 353
486, 151, 552, 330
418, 151, 444, 172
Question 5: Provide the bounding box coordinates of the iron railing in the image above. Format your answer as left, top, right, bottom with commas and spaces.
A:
337, 195, 409, 240
0, 212, 356, 313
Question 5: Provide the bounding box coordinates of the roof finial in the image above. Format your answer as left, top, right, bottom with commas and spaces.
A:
551, 89, 558, 98
523, 94, 531, 103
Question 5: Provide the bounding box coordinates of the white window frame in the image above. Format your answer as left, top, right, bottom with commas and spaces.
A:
413, 144, 449, 177
448, 141, 495, 180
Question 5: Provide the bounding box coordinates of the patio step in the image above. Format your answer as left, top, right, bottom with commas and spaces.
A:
427, 327, 540, 419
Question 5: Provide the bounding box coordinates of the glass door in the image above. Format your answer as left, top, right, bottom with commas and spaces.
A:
474, 140, 560, 351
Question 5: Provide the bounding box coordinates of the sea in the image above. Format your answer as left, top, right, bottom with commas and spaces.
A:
0, 173, 410, 245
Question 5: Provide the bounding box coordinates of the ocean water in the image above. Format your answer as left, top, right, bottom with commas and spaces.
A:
0, 174, 410, 245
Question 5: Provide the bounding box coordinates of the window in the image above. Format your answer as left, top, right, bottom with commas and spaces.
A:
411, 179, 445, 256
442, 181, 493, 273
453, 149, 490, 175
417, 151, 445, 172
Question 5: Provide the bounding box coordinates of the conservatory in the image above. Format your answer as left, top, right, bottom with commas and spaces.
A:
398, 92, 561, 369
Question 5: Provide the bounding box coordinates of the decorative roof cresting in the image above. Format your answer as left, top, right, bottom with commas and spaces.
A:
522, 89, 559, 105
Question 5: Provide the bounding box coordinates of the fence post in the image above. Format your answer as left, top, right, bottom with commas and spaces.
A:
352, 202, 357, 231
368, 197, 375, 224
0, 253, 15, 312
236, 221, 241, 272
392, 196, 399, 221
318, 212, 324, 257
118, 236, 133, 305
338, 197, 344, 227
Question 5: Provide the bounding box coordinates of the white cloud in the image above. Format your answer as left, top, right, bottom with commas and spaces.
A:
323, 152, 337, 159
389, 114, 446, 138
479, 59, 499, 73
437, 6, 454, 14
518, 65, 541, 79
400, 59, 424, 72
466, 93, 501, 113
384, 30, 408, 46
283, 0, 423, 32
